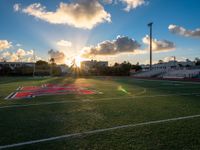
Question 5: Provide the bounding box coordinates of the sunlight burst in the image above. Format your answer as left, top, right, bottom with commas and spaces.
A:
75, 55, 85, 67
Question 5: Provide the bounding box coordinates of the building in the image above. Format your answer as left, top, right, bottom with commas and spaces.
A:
0, 62, 35, 70
58, 64, 70, 74
132, 60, 198, 78
141, 60, 195, 71
0, 62, 35, 75
81, 60, 108, 72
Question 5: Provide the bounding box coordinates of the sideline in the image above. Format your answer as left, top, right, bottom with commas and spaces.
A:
0, 114, 200, 149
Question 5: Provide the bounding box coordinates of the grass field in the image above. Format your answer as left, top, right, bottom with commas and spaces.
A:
1, 77, 200, 150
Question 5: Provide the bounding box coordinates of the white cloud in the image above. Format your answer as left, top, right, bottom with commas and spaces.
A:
2, 51, 10, 58
19, 0, 111, 29
13, 3, 21, 12
16, 48, 34, 56
163, 56, 188, 62
1, 49, 36, 62
82, 35, 141, 57
0, 40, 12, 51
120, 0, 147, 11
16, 43, 22, 47
48, 49, 65, 64
16, 48, 26, 56
133, 49, 147, 54
169, 24, 200, 38
102, 0, 113, 4
142, 35, 175, 52
57, 40, 72, 47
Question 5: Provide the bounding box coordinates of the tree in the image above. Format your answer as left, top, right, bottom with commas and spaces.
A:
131, 65, 142, 71
186, 59, 191, 62
35, 60, 50, 76
52, 66, 62, 76
114, 62, 119, 67
178, 64, 183, 67
158, 60, 164, 64
50, 58, 55, 65
195, 57, 200, 66
36, 60, 48, 66
49, 58, 55, 76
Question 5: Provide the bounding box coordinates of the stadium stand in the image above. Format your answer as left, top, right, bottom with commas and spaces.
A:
132, 68, 200, 79
162, 69, 200, 79
133, 69, 168, 78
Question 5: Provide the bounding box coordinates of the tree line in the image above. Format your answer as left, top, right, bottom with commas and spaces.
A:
78, 61, 142, 76
0, 60, 62, 76
1, 57, 199, 76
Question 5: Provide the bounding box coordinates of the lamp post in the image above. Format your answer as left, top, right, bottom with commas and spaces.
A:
148, 22, 153, 70
33, 49, 36, 77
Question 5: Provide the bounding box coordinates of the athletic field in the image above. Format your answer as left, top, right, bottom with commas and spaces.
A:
0, 77, 200, 150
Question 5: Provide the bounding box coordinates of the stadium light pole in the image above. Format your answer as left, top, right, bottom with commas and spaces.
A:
33, 49, 36, 77
148, 22, 153, 70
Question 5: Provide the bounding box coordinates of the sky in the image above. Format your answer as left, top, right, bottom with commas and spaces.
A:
0, 0, 200, 65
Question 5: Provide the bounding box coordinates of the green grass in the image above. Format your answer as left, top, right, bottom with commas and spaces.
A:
0, 76, 200, 150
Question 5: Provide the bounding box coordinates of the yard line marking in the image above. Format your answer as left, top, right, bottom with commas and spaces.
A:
0, 114, 200, 149
16, 86, 22, 91
11, 92, 17, 99
4, 92, 14, 100
0, 92, 200, 109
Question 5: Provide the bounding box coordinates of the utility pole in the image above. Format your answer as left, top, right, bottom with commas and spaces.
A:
148, 22, 153, 70
33, 50, 36, 77
173, 56, 176, 62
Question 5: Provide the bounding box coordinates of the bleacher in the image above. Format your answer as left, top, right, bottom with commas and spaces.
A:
162, 69, 200, 79
133, 59, 200, 79
132, 69, 200, 79
133, 69, 167, 78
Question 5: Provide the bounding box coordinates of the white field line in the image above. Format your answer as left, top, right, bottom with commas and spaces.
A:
1, 114, 200, 149
151, 86, 200, 89
133, 78, 200, 84
132, 88, 146, 97
11, 92, 17, 99
4, 92, 14, 100
0, 92, 200, 109
16, 86, 21, 91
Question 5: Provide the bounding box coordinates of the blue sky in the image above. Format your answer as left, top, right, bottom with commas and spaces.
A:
0, 0, 200, 65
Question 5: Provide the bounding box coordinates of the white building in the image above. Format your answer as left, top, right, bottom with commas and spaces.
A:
133, 60, 198, 78
0, 62, 35, 70
81, 60, 108, 72
141, 60, 195, 71
58, 64, 69, 74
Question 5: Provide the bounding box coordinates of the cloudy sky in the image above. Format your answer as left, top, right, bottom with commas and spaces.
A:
0, 0, 200, 65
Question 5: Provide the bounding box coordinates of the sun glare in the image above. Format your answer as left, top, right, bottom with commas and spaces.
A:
64, 55, 86, 67
75, 55, 84, 67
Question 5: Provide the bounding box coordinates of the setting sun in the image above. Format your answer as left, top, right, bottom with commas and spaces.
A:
74, 55, 85, 67
64, 55, 86, 67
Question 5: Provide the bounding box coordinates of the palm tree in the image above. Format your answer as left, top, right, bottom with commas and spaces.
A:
49, 58, 55, 76
50, 58, 55, 64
